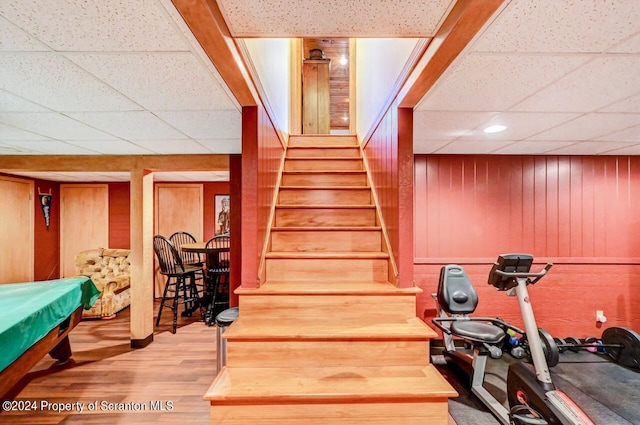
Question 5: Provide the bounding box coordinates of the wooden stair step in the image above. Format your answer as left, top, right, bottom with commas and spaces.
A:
265, 256, 388, 282
286, 146, 361, 158
204, 365, 457, 404
266, 251, 388, 259
236, 280, 418, 295
227, 339, 433, 369
288, 135, 358, 147
284, 157, 363, 171
223, 317, 437, 341
275, 205, 376, 227
210, 402, 450, 425
281, 170, 368, 187
278, 186, 372, 205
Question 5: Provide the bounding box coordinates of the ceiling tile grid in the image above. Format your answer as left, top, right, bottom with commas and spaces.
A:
217, 0, 455, 37
0, 0, 242, 169
414, 0, 640, 155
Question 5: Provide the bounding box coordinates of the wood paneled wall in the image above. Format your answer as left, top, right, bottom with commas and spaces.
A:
241, 105, 286, 288
414, 155, 640, 336
33, 179, 60, 281
109, 183, 130, 249
362, 104, 414, 286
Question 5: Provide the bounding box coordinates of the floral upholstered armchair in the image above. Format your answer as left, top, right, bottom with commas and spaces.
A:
75, 248, 131, 319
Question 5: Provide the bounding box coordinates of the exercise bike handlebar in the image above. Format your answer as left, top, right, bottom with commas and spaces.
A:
493, 262, 553, 284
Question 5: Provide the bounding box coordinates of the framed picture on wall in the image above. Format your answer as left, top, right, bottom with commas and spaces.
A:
214, 195, 230, 235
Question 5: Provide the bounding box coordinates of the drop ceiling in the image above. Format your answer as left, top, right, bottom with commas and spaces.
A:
1, 0, 640, 183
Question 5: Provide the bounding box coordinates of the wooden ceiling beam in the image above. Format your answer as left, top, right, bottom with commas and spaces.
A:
399, 0, 506, 108
171, 0, 258, 107
0, 155, 229, 172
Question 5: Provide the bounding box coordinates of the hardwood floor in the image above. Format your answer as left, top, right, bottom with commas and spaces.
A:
0, 304, 214, 424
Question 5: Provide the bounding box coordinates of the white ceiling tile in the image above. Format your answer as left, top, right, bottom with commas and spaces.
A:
418, 53, 590, 111
609, 32, 640, 53
599, 92, 640, 113
459, 112, 580, 141
0, 140, 101, 154
595, 125, 640, 143
131, 139, 212, 154
66, 140, 155, 155
513, 55, 640, 112
597, 143, 640, 155
0, 143, 35, 154
67, 111, 188, 140
0, 90, 50, 112
0, 0, 188, 52
413, 140, 453, 154
195, 139, 242, 154
217, 0, 454, 36
532, 113, 640, 141
0, 112, 116, 140
153, 172, 193, 182
0, 54, 141, 111
547, 141, 639, 155
155, 111, 241, 139
0, 123, 52, 140
473, 0, 640, 53
435, 140, 513, 154
492, 141, 577, 155
413, 111, 497, 140
0, 16, 51, 51
67, 53, 238, 111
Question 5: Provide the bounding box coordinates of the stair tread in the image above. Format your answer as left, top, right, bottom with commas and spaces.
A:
288, 145, 360, 149
266, 251, 389, 259
287, 157, 361, 160
204, 364, 457, 403
271, 226, 381, 231
223, 317, 437, 340
276, 204, 375, 209
283, 170, 366, 174
237, 281, 421, 295
280, 185, 370, 190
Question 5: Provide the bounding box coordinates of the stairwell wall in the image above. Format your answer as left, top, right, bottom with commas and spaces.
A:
240, 105, 286, 288
362, 103, 414, 287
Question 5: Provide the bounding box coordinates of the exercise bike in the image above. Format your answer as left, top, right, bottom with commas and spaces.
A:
432, 254, 594, 425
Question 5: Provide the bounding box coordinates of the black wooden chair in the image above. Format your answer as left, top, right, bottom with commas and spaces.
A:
204, 235, 230, 325
153, 235, 203, 333
169, 231, 205, 296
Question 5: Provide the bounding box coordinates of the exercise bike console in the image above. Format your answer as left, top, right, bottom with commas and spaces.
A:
488, 254, 553, 291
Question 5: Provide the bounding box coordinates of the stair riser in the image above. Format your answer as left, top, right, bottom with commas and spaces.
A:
275, 208, 376, 227
278, 188, 372, 205
266, 258, 388, 282
287, 147, 360, 158
227, 340, 430, 368
239, 294, 415, 321
210, 402, 448, 425
284, 159, 363, 171
289, 136, 357, 147
271, 230, 381, 252
282, 172, 368, 187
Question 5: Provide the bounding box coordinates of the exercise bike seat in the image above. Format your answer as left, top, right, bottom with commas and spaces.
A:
437, 265, 506, 345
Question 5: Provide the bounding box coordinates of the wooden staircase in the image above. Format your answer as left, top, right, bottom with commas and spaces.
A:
204, 135, 456, 424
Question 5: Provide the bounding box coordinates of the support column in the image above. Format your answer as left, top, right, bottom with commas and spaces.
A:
397, 107, 414, 287
241, 106, 259, 289
129, 168, 155, 348
229, 154, 242, 306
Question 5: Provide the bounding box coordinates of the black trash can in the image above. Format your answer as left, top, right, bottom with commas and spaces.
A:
215, 307, 238, 374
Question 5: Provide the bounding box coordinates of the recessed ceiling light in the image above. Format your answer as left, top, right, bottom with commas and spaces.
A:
483, 125, 507, 134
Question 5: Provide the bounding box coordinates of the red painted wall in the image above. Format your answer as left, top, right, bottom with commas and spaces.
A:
240, 105, 285, 288
414, 155, 640, 337
108, 183, 130, 249
33, 179, 60, 280
363, 104, 414, 286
